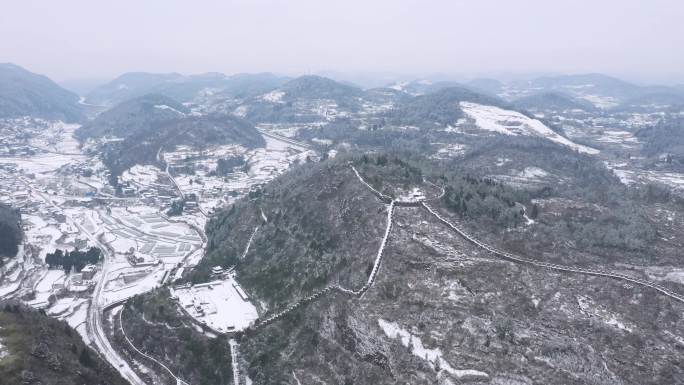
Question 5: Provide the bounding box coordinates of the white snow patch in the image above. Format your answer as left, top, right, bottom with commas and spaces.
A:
260, 90, 286, 103
378, 318, 489, 381
459, 102, 599, 154
154, 104, 185, 116
172, 277, 258, 333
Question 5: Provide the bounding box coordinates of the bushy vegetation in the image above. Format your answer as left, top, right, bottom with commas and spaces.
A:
0, 301, 128, 385
44, 247, 101, 273
197, 156, 389, 307
453, 138, 663, 256
296, 118, 434, 154
214, 155, 247, 175
442, 175, 526, 227
0, 203, 22, 263
636, 115, 684, 162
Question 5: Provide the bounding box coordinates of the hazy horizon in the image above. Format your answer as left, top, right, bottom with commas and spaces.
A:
2, 0, 683, 85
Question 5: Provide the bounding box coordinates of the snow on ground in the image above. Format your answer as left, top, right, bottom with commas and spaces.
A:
27, 269, 66, 308
0, 153, 87, 174
459, 102, 599, 154
0, 329, 8, 361
519, 167, 549, 179
154, 104, 186, 116
606, 164, 684, 192
432, 143, 466, 159
121, 165, 162, 187
389, 81, 409, 91
580, 95, 619, 109
0, 281, 21, 298
378, 319, 489, 381
576, 295, 632, 332
595, 130, 639, 147
260, 90, 285, 103
102, 267, 166, 306
492, 167, 555, 187
171, 277, 258, 333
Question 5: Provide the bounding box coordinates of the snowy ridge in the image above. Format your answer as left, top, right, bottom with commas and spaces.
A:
459, 102, 599, 155
422, 202, 684, 304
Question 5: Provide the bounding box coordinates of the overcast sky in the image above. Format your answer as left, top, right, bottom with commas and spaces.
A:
1, 0, 683, 84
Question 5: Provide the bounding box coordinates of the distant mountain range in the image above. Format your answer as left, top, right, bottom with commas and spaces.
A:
85, 71, 290, 106
388, 74, 684, 110
512, 92, 597, 112
0, 63, 83, 122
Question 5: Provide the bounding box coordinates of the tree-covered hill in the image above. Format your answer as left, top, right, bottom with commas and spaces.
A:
76, 94, 190, 139
513, 91, 597, 112
77, 94, 265, 183
0, 63, 83, 122
199, 150, 684, 385
0, 301, 129, 385
0, 203, 22, 263
388, 86, 510, 128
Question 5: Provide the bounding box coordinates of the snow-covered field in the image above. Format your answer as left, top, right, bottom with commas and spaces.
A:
172, 277, 258, 333
595, 130, 640, 147
459, 102, 599, 154
606, 163, 684, 192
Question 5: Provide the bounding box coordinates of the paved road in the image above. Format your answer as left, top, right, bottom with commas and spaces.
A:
17, 176, 145, 385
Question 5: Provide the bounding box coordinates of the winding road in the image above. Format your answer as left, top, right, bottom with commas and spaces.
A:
16, 176, 145, 385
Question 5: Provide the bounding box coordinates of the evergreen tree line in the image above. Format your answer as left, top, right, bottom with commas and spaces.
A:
45, 247, 101, 273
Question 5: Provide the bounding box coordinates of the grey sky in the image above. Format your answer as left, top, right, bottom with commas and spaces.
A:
1, 0, 683, 84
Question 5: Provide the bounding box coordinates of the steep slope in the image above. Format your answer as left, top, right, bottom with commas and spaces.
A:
458, 101, 599, 154
0, 301, 129, 385
203, 151, 684, 385
0, 63, 83, 122
635, 115, 684, 160
0, 203, 22, 261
